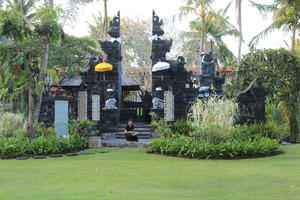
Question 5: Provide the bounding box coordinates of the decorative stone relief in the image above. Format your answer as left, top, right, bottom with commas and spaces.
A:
92, 95, 100, 121
78, 91, 87, 120
164, 91, 174, 121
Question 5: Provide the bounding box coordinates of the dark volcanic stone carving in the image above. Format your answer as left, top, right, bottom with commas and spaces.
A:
152, 10, 164, 36
108, 11, 120, 38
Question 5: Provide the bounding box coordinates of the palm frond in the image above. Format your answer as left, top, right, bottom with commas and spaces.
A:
249, 0, 276, 18
248, 23, 277, 48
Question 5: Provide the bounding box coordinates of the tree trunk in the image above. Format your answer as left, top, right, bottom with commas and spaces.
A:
36, 38, 49, 116
291, 25, 296, 52
28, 85, 36, 138
20, 0, 24, 13
104, 0, 108, 37
49, 0, 54, 8
199, 12, 206, 76
26, 39, 49, 138
288, 102, 299, 143
237, 0, 242, 65
200, 14, 206, 54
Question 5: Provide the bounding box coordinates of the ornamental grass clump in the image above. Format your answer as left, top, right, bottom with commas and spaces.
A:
0, 112, 27, 138
188, 97, 238, 128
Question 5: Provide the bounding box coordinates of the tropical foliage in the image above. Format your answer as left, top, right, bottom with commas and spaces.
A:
148, 133, 280, 159
227, 48, 300, 142
250, 0, 300, 51
179, 1, 238, 65
0, 7, 62, 137
0, 134, 87, 159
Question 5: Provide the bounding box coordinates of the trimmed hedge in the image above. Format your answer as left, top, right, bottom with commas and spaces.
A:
0, 135, 87, 159
148, 135, 281, 159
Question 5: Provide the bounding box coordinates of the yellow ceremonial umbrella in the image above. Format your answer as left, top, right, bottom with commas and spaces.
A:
95, 62, 113, 72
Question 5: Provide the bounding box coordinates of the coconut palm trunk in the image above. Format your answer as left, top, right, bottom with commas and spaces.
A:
103, 0, 108, 35
236, 0, 242, 65
49, 0, 54, 8
200, 13, 206, 53
291, 25, 297, 52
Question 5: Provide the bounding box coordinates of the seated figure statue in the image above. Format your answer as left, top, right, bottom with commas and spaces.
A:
103, 98, 117, 110
152, 97, 164, 110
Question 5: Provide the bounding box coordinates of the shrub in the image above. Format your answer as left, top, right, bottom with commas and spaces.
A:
0, 135, 88, 159
173, 120, 195, 136
266, 101, 285, 125
36, 123, 56, 137
189, 124, 230, 144
188, 97, 238, 128
151, 116, 172, 137
148, 135, 280, 159
231, 123, 281, 141
0, 112, 27, 138
69, 119, 96, 137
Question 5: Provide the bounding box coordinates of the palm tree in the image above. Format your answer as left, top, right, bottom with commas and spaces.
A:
180, 0, 214, 55
180, 2, 239, 65
249, 0, 299, 51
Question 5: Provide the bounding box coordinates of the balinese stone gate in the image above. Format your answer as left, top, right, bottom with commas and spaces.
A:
80, 11, 122, 130
151, 11, 192, 120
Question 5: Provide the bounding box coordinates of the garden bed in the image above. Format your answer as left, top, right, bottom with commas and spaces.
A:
0, 135, 88, 159
147, 133, 282, 160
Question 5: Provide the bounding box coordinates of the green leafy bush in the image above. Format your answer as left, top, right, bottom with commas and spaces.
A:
0, 135, 87, 159
173, 120, 195, 136
231, 123, 281, 140
36, 122, 56, 137
189, 124, 230, 144
69, 119, 96, 137
151, 115, 172, 137
0, 112, 27, 138
148, 135, 280, 159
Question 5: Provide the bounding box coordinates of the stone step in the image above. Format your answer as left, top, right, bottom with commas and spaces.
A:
118, 124, 153, 129
115, 132, 153, 139
118, 127, 153, 132
101, 139, 152, 148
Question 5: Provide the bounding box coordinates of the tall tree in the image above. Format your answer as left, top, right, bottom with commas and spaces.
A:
249, 0, 300, 51
0, 8, 61, 138
180, 0, 214, 63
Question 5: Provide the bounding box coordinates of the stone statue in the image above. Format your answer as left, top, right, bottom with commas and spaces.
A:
152, 97, 164, 110
103, 98, 117, 110
200, 52, 215, 88
152, 10, 164, 36
108, 11, 120, 38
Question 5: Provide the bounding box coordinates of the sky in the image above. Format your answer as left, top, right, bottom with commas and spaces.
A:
60, 0, 290, 57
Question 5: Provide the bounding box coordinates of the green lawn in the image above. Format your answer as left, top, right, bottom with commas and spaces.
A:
0, 145, 300, 200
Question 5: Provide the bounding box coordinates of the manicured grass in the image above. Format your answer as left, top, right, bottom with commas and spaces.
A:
0, 145, 300, 200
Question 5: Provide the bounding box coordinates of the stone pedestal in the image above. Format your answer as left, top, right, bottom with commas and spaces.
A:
88, 136, 102, 148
